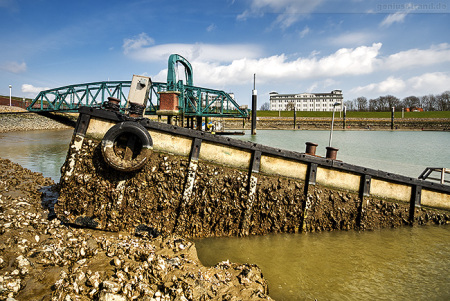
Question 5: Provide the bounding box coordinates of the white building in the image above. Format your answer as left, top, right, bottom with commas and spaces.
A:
204, 93, 235, 109
269, 90, 343, 111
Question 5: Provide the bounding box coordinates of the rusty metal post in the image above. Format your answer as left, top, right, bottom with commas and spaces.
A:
305, 142, 318, 156
326, 146, 339, 160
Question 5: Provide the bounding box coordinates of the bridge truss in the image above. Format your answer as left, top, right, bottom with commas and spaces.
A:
27, 81, 248, 118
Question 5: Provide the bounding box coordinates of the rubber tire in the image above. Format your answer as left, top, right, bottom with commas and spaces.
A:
101, 121, 152, 172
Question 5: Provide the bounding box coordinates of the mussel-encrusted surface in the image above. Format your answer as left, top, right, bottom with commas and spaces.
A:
57, 136, 449, 237
0, 157, 272, 300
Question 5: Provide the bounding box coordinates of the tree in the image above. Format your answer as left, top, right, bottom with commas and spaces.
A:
421, 94, 437, 111
344, 100, 354, 111
437, 91, 450, 111
369, 98, 378, 111
260, 102, 270, 111
356, 97, 368, 111
373, 95, 400, 111
402, 96, 420, 109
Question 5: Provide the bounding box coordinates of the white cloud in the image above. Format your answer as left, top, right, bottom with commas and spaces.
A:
380, 12, 408, 27
349, 72, 450, 97
407, 72, 450, 93
177, 43, 382, 87
123, 33, 154, 55
328, 32, 377, 46
380, 43, 450, 70
21, 84, 50, 95
350, 76, 406, 95
124, 36, 449, 99
123, 34, 262, 63
206, 23, 216, 32
1, 61, 27, 73
299, 26, 310, 38
238, 0, 324, 29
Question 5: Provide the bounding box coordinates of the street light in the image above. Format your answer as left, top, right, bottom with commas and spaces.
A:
9, 85, 12, 106
328, 102, 341, 147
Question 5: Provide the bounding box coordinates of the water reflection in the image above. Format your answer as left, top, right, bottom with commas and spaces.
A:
0, 129, 73, 182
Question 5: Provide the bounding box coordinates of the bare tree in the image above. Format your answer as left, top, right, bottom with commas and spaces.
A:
437, 91, 450, 111
402, 96, 421, 109
369, 98, 378, 111
344, 100, 354, 111
356, 96, 368, 111
260, 102, 270, 111
422, 94, 437, 111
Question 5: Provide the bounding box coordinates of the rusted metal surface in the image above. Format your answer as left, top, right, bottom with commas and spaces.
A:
325, 146, 339, 160
305, 142, 318, 156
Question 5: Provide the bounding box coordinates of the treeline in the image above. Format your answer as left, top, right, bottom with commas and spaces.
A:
344, 91, 450, 111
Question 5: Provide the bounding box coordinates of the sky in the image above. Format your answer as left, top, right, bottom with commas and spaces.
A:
1, 0, 450, 107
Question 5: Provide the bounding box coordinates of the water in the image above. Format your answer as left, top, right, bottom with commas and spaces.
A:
195, 226, 450, 300
0, 129, 73, 182
235, 130, 450, 178
0, 129, 449, 300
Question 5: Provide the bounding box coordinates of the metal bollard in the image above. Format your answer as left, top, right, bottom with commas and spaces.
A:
103, 97, 121, 112
305, 142, 318, 156
325, 146, 339, 160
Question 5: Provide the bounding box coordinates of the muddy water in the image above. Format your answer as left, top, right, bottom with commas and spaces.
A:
0, 129, 449, 300
0, 129, 73, 181
195, 226, 450, 300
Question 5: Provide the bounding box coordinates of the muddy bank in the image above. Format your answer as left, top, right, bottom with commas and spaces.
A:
56, 135, 449, 238
0, 158, 271, 300
224, 117, 450, 131
0, 106, 74, 133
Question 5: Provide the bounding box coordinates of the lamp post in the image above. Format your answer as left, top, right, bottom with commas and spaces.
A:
328, 102, 341, 147
9, 85, 12, 106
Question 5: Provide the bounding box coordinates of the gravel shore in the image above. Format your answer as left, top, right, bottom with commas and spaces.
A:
0, 158, 272, 300
0, 106, 73, 133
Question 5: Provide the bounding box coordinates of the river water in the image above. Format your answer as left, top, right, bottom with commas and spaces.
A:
0, 129, 449, 300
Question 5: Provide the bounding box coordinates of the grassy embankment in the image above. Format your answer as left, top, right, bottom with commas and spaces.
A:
256, 110, 450, 118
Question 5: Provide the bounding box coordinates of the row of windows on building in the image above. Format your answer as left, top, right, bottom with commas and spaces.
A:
269, 90, 343, 111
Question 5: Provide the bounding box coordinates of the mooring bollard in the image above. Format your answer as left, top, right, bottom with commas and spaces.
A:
104, 97, 121, 112
305, 142, 318, 156
325, 146, 339, 160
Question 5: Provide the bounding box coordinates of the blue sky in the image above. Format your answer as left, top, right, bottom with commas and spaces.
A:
1, 0, 449, 107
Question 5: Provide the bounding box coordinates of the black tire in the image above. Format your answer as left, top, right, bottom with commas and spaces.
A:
101, 121, 153, 172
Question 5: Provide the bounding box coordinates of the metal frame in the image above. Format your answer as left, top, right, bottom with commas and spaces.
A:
27, 81, 132, 112
28, 81, 248, 119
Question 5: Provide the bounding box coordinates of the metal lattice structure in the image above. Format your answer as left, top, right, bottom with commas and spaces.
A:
27, 54, 249, 118
27, 81, 131, 112
27, 81, 248, 118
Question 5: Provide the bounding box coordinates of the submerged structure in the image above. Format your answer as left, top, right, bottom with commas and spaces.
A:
55, 67, 450, 237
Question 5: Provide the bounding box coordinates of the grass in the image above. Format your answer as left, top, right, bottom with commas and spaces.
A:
257, 110, 450, 118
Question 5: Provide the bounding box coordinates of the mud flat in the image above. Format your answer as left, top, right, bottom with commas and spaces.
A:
0, 158, 271, 300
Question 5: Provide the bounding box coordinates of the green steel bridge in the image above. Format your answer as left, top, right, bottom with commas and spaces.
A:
27, 55, 249, 119
26, 80, 249, 118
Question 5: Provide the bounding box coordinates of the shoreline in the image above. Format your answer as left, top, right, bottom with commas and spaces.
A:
0, 157, 272, 300
0, 106, 72, 133
2, 106, 449, 133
